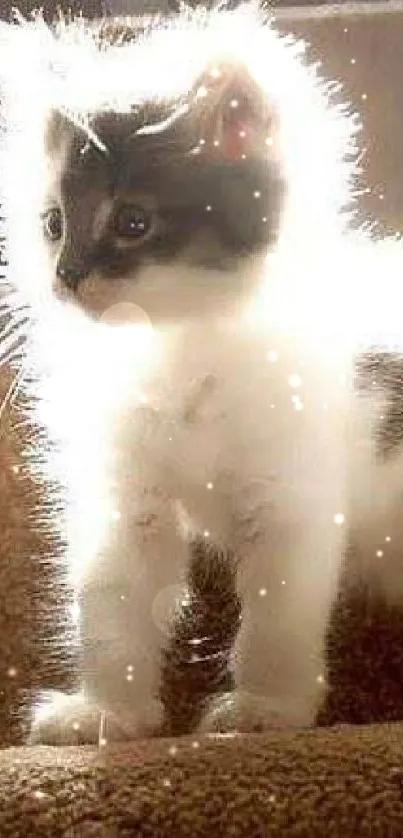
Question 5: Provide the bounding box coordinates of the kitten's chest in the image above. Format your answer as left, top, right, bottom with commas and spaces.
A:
114, 326, 347, 493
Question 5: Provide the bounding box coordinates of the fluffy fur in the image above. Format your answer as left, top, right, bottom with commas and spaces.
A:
1, 3, 403, 743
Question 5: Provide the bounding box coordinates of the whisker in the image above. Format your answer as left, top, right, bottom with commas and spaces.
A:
134, 103, 190, 137
59, 107, 110, 157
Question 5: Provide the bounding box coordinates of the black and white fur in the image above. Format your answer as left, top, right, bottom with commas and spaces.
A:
1, 3, 403, 742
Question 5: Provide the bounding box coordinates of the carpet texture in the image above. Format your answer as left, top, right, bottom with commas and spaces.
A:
2, 724, 403, 836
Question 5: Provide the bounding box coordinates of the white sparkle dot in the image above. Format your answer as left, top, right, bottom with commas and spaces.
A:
120, 595, 126, 601
334, 513, 345, 525
241, 154, 246, 160
168, 437, 172, 441
259, 587, 267, 597
34, 790, 47, 799
269, 794, 276, 803
376, 550, 384, 558
99, 737, 107, 747
267, 349, 278, 362
7, 667, 17, 678
288, 373, 302, 388
169, 745, 178, 756
192, 740, 200, 749
262, 216, 267, 222
72, 722, 80, 731
379, 193, 384, 200
196, 85, 208, 99
126, 673, 134, 682
265, 137, 274, 146
281, 580, 286, 586
239, 129, 246, 138
199, 138, 206, 146
206, 482, 214, 490
230, 99, 239, 108
127, 664, 134, 672
213, 140, 220, 147
316, 674, 325, 685
203, 530, 210, 538
11, 464, 20, 475
361, 93, 367, 100
291, 395, 304, 411
253, 190, 261, 199
270, 404, 275, 409
162, 778, 172, 788
206, 205, 212, 212
343, 27, 348, 32
351, 57, 356, 65
386, 536, 392, 542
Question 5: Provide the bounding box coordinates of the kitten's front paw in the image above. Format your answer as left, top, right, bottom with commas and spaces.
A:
29, 691, 163, 745
29, 691, 105, 745
197, 690, 316, 735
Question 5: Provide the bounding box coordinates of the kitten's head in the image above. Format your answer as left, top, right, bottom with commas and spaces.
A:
2, 4, 357, 329
43, 55, 283, 325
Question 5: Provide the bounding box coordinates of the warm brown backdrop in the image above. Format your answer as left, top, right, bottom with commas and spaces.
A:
276, 5, 403, 232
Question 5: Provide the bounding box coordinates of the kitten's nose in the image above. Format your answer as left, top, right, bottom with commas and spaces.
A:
56, 260, 90, 291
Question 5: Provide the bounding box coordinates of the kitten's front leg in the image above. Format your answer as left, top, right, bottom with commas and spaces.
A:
199, 499, 346, 733
31, 491, 189, 744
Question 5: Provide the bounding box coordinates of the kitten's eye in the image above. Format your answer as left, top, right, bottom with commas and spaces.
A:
43, 207, 63, 242
114, 205, 152, 239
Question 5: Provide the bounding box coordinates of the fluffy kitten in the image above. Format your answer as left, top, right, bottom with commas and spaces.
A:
1, 4, 403, 743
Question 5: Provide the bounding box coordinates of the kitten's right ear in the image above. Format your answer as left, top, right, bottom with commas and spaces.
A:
186, 60, 277, 162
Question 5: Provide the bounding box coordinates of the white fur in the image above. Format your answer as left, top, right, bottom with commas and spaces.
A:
1, 4, 403, 741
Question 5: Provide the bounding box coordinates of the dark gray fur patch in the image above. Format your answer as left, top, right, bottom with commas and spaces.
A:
355, 351, 403, 459
48, 106, 284, 281
160, 537, 241, 736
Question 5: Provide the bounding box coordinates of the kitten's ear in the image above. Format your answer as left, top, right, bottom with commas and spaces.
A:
187, 61, 277, 161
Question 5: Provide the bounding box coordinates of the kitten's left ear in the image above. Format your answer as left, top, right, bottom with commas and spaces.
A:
186, 61, 277, 161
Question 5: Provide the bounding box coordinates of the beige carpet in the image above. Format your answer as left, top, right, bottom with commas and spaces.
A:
1, 724, 403, 836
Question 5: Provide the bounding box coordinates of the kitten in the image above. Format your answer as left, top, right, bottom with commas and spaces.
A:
1, 4, 403, 743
